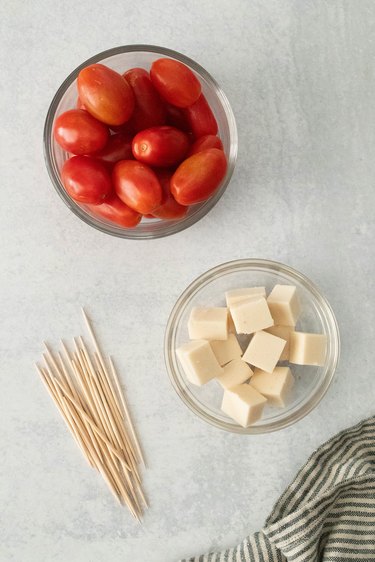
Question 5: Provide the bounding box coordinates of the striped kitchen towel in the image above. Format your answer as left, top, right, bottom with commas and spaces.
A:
181, 416, 375, 561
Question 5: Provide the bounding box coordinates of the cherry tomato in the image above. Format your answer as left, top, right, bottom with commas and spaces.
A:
93, 133, 133, 168
61, 156, 112, 204
78, 64, 135, 126
152, 169, 188, 220
184, 94, 218, 138
188, 134, 223, 156
110, 121, 135, 136
150, 58, 201, 108
165, 103, 191, 132
113, 160, 162, 214
87, 194, 141, 228
132, 126, 189, 168
53, 109, 109, 155
123, 68, 166, 132
76, 96, 86, 110
171, 148, 227, 205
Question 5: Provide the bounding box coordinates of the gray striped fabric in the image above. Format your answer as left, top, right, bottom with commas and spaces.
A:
181, 416, 375, 562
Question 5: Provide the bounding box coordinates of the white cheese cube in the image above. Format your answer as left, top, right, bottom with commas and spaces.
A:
225, 287, 266, 307
264, 325, 295, 361
217, 359, 253, 389
250, 367, 294, 407
221, 384, 267, 427
230, 297, 274, 334
267, 285, 300, 326
188, 307, 228, 341
289, 332, 327, 366
210, 333, 243, 366
228, 312, 236, 333
242, 330, 286, 373
176, 340, 223, 386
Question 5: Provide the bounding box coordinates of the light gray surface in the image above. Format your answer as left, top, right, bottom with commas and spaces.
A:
1, 1, 375, 561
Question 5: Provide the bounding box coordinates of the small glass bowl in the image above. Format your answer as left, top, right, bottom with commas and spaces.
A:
164, 259, 340, 434
43, 45, 238, 239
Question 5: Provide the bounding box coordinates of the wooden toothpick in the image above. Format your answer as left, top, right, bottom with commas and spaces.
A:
36, 309, 147, 519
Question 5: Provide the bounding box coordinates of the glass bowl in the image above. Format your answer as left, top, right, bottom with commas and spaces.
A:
43, 45, 238, 239
164, 259, 340, 434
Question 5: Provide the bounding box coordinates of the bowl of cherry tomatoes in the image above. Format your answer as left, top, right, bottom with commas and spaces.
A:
44, 45, 237, 239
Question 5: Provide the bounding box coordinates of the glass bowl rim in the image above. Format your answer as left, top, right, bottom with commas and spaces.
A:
43, 44, 238, 240
164, 258, 340, 434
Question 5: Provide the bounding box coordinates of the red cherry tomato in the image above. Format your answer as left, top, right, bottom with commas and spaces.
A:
165, 103, 191, 132
61, 156, 112, 204
87, 194, 141, 228
76, 96, 86, 110
78, 64, 135, 126
171, 148, 227, 205
132, 126, 189, 168
93, 133, 133, 168
53, 109, 109, 155
123, 68, 166, 132
109, 121, 135, 136
152, 169, 188, 220
150, 58, 201, 108
184, 94, 218, 138
113, 160, 162, 214
188, 134, 223, 156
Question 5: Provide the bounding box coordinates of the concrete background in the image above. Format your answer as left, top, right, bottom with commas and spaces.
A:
1, 1, 374, 560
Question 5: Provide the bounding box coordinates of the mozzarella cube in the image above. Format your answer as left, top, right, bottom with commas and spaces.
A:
228, 312, 236, 333
230, 297, 274, 334
267, 285, 300, 326
250, 367, 294, 407
289, 332, 327, 366
225, 287, 266, 307
188, 307, 228, 341
176, 340, 223, 386
210, 333, 243, 366
217, 359, 253, 389
265, 325, 295, 361
242, 330, 286, 373
221, 384, 267, 427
